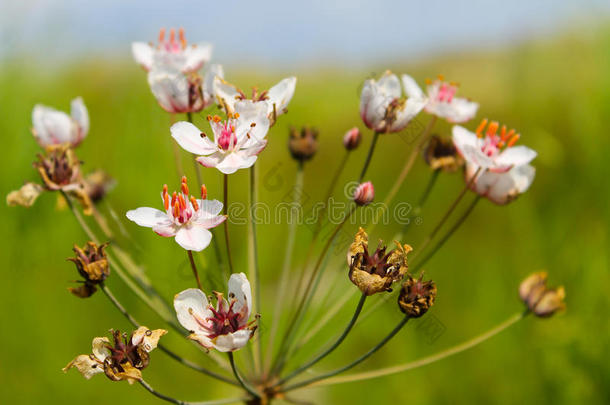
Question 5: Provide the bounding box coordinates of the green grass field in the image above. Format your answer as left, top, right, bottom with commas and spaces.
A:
1, 26, 609, 404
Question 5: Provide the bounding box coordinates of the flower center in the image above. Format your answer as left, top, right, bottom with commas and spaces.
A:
209, 114, 240, 151
162, 177, 207, 224
427, 75, 459, 103
157, 27, 187, 53
191, 293, 246, 339
355, 243, 396, 277
475, 119, 520, 157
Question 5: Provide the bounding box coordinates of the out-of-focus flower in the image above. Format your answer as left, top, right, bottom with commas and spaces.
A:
288, 126, 318, 162
132, 28, 212, 73
31, 97, 89, 147
343, 127, 361, 151
353, 182, 375, 206
360, 71, 427, 134
33, 144, 92, 214
147, 60, 223, 114
347, 227, 412, 295
6, 182, 43, 207
83, 170, 116, 203
174, 273, 257, 352
63, 327, 166, 384
453, 120, 537, 205
214, 76, 296, 125
397, 274, 437, 318
423, 134, 463, 172
402, 74, 478, 123
67, 241, 110, 298
519, 272, 566, 318
171, 102, 269, 174
126, 176, 225, 252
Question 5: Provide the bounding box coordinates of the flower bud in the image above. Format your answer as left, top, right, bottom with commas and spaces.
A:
423, 134, 463, 172
67, 241, 110, 298
519, 272, 566, 318
353, 181, 374, 206
288, 126, 318, 162
398, 274, 437, 318
343, 127, 361, 150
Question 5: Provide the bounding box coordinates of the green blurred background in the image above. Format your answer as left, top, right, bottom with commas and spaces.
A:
1, 15, 609, 405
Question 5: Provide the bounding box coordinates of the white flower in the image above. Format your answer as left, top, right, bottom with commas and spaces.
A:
147, 61, 223, 114
214, 76, 296, 123
132, 28, 212, 73
402, 74, 479, 123
126, 177, 226, 251
359, 71, 427, 133
453, 120, 537, 205
31, 97, 89, 147
171, 101, 270, 174
174, 273, 256, 352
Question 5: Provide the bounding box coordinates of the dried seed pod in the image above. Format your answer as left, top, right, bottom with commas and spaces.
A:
398, 274, 437, 318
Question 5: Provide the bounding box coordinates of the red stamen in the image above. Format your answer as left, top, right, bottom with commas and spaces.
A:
507, 133, 520, 147
181, 176, 189, 195
190, 196, 199, 211
486, 121, 499, 137
178, 194, 186, 211
475, 119, 488, 138
171, 191, 177, 207
201, 185, 207, 200
163, 192, 169, 211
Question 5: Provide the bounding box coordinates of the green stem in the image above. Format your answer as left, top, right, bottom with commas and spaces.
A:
100, 284, 237, 385
228, 352, 261, 399
248, 164, 262, 374
412, 195, 481, 273
307, 311, 527, 387
278, 293, 367, 385
139, 380, 246, 405
223, 174, 234, 275
187, 250, 203, 290
358, 131, 380, 183
281, 315, 410, 392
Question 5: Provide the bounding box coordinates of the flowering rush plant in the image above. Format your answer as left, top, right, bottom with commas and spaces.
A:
8, 28, 566, 405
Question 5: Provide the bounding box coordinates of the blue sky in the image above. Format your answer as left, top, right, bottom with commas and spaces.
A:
1, 0, 608, 69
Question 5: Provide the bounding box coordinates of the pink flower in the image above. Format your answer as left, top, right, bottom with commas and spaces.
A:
214, 76, 296, 124
360, 71, 427, 133
132, 28, 212, 73
171, 101, 270, 174
343, 127, 361, 150
353, 182, 375, 206
31, 97, 89, 147
401, 74, 479, 123
453, 120, 537, 205
174, 273, 257, 352
126, 177, 225, 251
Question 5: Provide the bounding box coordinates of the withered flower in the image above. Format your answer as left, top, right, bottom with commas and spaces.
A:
398, 274, 437, 318
347, 227, 412, 295
63, 327, 167, 384
83, 170, 116, 203
288, 126, 318, 162
67, 241, 110, 298
424, 134, 463, 172
33, 144, 92, 215
519, 272, 566, 318
6, 182, 43, 208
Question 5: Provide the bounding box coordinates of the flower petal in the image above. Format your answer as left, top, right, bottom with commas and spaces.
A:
175, 225, 213, 251
203, 64, 224, 106
228, 273, 252, 323
214, 77, 241, 114
174, 288, 211, 333
235, 100, 270, 143
388, 97, 427, 132
377, 71, 401, 99
488, 164, 536, 205
92, 336, 111, 361
62, 354, 104, 379
182, 43, 212, 73
266, 77, 297, 116
452, 125, 492, 167
215, 151, 258, 174
171, 121, 218, 155
32, 105, 74, 146
401, 74, 425, 99
147, 66, 190, 113
70, 97, 89, 144
131, 327, 167, 352
495, 145, 537, 168
126, 207, 171, 228
132, 42, 154, 70
213, 329, 252, 352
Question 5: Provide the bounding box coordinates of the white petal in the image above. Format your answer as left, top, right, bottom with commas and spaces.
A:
235, 100, 270, 142
266, 76, 296, 116
92, 337, 111, 361
126, 207, 171, 228
377, 72, 401, 99
152, 222, 178, 237
32, 105, 74, 146
213, 329, 252, 352
495, 145, 537, 168
198, 199, 224, 216
452, 125, 492, 167
228, 273, 252, 323
488, 164, 536, 205
197, 152, 224, 170
70, 97, 89, 144
147, 67, 190, 113
175, 225, 213, 251
203, 64, 224, 106
444, 98, 479, 123
174, 288, 210, 333
387, 97, 427, 133
171, 121, 218, 155
182, 43, 212, 73
401, 74, 425, 99
132, 42, 154, 70
217, 151, 259, 174
214, 77, 241, 114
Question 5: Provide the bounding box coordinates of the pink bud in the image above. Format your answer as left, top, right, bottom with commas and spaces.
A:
343, 127, 361, 150
353, 182, 374, 206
